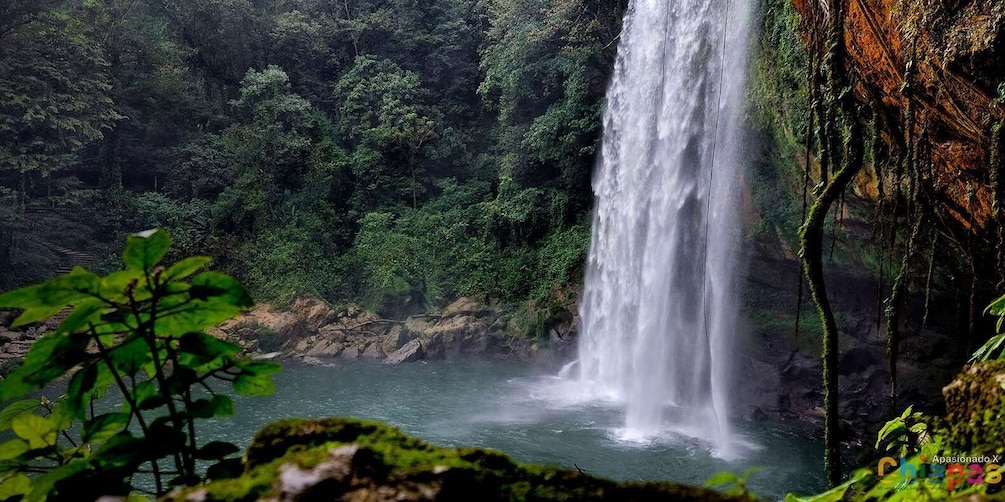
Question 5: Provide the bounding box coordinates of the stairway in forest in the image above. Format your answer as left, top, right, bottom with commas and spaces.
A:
0, 208, 100, 362
46, 244, 100, 326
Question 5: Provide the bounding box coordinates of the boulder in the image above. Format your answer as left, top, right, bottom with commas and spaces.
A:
164, 418, 746, 502
361, 342, 384, 359
289, 297, 336, 331
385, 339, 423, 365
380, 325, 413, 355
442, 297, 485, 316
340, 346, 361, 359
942, 360, 1005, 455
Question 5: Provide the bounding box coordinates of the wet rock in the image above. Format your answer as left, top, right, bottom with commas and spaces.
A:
386, 339, 423, 365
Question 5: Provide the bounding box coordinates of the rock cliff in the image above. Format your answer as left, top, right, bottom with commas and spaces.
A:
793, 0, 1005, 235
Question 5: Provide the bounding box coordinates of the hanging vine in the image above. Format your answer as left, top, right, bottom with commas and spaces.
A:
798, 0, 863, 487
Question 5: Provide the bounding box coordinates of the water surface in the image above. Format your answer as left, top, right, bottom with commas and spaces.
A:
205, 360, 825, 499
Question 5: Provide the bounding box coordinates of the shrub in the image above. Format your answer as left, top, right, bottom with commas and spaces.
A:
0, 229, 280, 499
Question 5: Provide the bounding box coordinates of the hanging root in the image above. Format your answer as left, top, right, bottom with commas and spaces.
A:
920, 229, 936, 338
884, 213, 924, 410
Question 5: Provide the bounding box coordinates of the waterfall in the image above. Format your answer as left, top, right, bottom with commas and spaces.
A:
577, 0, 750, 451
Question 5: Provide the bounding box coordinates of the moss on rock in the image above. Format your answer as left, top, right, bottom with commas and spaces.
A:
942, 360, 1005, 456
165, 417, 752, 501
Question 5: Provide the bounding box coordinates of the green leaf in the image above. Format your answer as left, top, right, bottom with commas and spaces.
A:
132, 380, 165, 411
0, 268, 101, 324
91, 432, 151, 470
0, 331, 91, 401
0, 284, 44, 310
123, 229, 171, 271
187, 395, 234, 419
196, 441, 240, 460
25, 459, 89, 502
899, 406, 913, 420
0, 400, 40, 432
55, 299, 107, 335
9, 304, 64, 327
190, 272, 254, 308
107, 337, 150, 375
165, 256, 212, 281
984, 294, 1005, 315
233, 371, 276, 396
785, 469, 868, 502
0, 473, 31, 499
0, 439, 30, 461
704, 471, 739, 487
12, 414, 56, 450
82, 413, 129, 444
156, 301, 244, 336
177, 332, 241, 372
99, 269, 146, 302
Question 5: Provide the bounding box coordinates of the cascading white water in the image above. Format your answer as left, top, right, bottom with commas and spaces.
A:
577, 0, 750, 451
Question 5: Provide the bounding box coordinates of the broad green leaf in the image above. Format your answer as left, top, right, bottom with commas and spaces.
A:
704, 471, 739, 486
99, 269, 146, 302
232, 360, 281, 397
0, 439, 29, 461
156, 301, 244, 336
132, 380, 166, 411
107, 337, 150, 375
187, 395, 234, 419
195, 441, 240, 460
233, 371, 276, 396
55, 299, 107, 336
785, 469, 868, 502
190, 272, 254, 308
0, 284, 44, 309
91, 432, 151, 470
0, 400, 40, 431
0, 473, 31, 499
0, 331, 91, 401
12, 414, 56, 450
0, 268, 100, 322
82, 412, 129, 444
65, 364, 100, 418
165, 256, 212, 281
25, 459, 89, 502
123, 229, 171, 271
176, 332, 240, 372
10, 304, 64, 327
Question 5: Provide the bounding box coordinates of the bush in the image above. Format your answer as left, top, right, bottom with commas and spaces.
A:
0, 229, 280, 499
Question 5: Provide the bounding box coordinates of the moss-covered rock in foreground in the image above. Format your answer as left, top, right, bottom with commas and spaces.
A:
165, 418, 751, 501
942, 360, 1005, 456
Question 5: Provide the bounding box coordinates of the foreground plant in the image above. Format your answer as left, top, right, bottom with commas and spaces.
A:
971, 293, 1005, 362
0, 229, 279, 500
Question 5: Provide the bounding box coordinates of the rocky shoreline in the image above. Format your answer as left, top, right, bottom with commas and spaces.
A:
209, 297, 573, 368
0, 290, 964, 452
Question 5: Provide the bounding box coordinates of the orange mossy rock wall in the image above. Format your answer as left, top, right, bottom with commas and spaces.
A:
793, 0, 1005, 235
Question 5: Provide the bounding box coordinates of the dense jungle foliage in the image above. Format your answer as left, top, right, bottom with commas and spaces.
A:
0, 0, 626, 325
